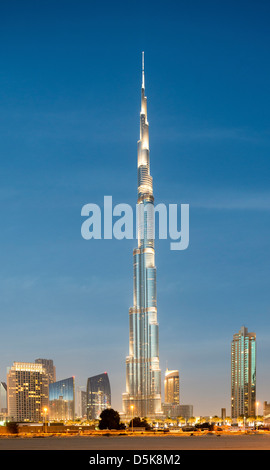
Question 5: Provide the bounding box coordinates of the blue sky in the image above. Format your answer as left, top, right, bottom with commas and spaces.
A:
0, 0, 270, 416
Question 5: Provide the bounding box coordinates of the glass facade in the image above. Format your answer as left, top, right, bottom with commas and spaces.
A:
123, 53, 162, 418
76, 386, 87, 419
0, 382, 7, 414
86, 373, 111, 420
35, 358, 56, 384
164, 369, 180, 405
49, 376, 75, 421
231, 326, 256, 418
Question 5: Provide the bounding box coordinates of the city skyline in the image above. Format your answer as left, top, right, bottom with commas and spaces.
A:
2, 331, 260, 421
0, 0, 270, 417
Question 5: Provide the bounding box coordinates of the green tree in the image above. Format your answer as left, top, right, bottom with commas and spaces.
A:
129, 417, 152, 430
99, 409, 125, 430
6, 422, 19, 434
177, 416, 186, 426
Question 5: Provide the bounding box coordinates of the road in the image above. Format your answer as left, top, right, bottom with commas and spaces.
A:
0, 433, 270, 450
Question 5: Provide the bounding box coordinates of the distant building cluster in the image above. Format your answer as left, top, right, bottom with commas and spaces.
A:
161, 325, 259, 423
0, 359, 111, 423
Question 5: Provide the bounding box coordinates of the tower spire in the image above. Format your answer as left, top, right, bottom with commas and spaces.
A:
142, 51, 145, 89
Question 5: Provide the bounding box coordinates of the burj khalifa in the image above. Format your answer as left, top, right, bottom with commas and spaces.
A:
122, 53, 162, 418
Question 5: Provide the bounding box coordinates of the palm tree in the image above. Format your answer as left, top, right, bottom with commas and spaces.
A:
211, 416, 221, 427
237, 415, 244, 427
187, 416, 196, 426
177, 416, 186, 427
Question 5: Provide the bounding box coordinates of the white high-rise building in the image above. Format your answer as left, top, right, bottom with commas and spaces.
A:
7, 362, 49, 422
123, 53, 162, 417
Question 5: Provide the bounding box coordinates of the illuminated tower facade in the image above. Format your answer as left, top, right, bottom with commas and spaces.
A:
231, 326, 256, 419
87, 372, 111, 420
164, 369, 180, 405
123, 53, 162, 417
7, 362, 49, 422
49, 376, 75, 421
35, 358, 56, 384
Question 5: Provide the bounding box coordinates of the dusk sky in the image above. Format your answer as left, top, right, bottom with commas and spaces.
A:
1, 0, 270, 417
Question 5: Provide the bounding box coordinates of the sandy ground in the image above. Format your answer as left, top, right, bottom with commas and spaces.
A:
0, 433, 270, 450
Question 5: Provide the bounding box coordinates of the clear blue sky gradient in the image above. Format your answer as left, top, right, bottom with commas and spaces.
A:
0, 0, 270, 416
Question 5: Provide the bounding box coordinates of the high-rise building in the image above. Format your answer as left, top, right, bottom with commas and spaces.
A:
122, 53, 162, 418
49, 376, 75, 421
162, 369, 180, 418
35, 358, 56, 384
263, 402, 270, 427
231, 326, 256, 419
86, 373, 111, 420
221, 408, 226, 422
76, 386, 87, 419
81, 390, 87, 419
263, 401, 270, 418
0, 382, 7, 414
7, 362, 49, 422
178, 405, 193, 421
164, 369, 180, 405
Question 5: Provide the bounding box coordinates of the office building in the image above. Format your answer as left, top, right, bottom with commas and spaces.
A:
263, 401, 270, 417
49, 377, 75, 421
221, 408, 226, 422
0, 382, 7, 417
263, 402, 270, 426
178, 405, 193, 421
164, 369, 180, 405
162, 369, 180, 418
86, 372, 111, 420
7, 362, 49, 422
162, 403, 181, 418
231, 326, 256, 418
122, 52, 162, 418
76, 386, 87, 419
35, 358, 56, 384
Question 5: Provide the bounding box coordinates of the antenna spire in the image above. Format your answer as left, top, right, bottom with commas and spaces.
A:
142, 51, 145, 89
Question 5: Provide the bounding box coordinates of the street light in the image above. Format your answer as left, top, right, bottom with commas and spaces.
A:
43, 407, 48, 433
256, 402, 259, 430
131, 405, 134, 433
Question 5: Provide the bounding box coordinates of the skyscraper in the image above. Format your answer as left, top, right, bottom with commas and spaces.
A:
7, 362, 49, 422
162, 369, 180, 418
49, 376, 75, 421
231, 326, 256, 419
164, 369, 180, 405
122, 53, 162, 418
35, 358, 56, 384
76, 386, 87, 419
86, 372, 111, 420
0, 382, 7, 414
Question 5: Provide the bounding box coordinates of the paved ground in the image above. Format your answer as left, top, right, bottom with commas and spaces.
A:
0, 433, 270, 450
